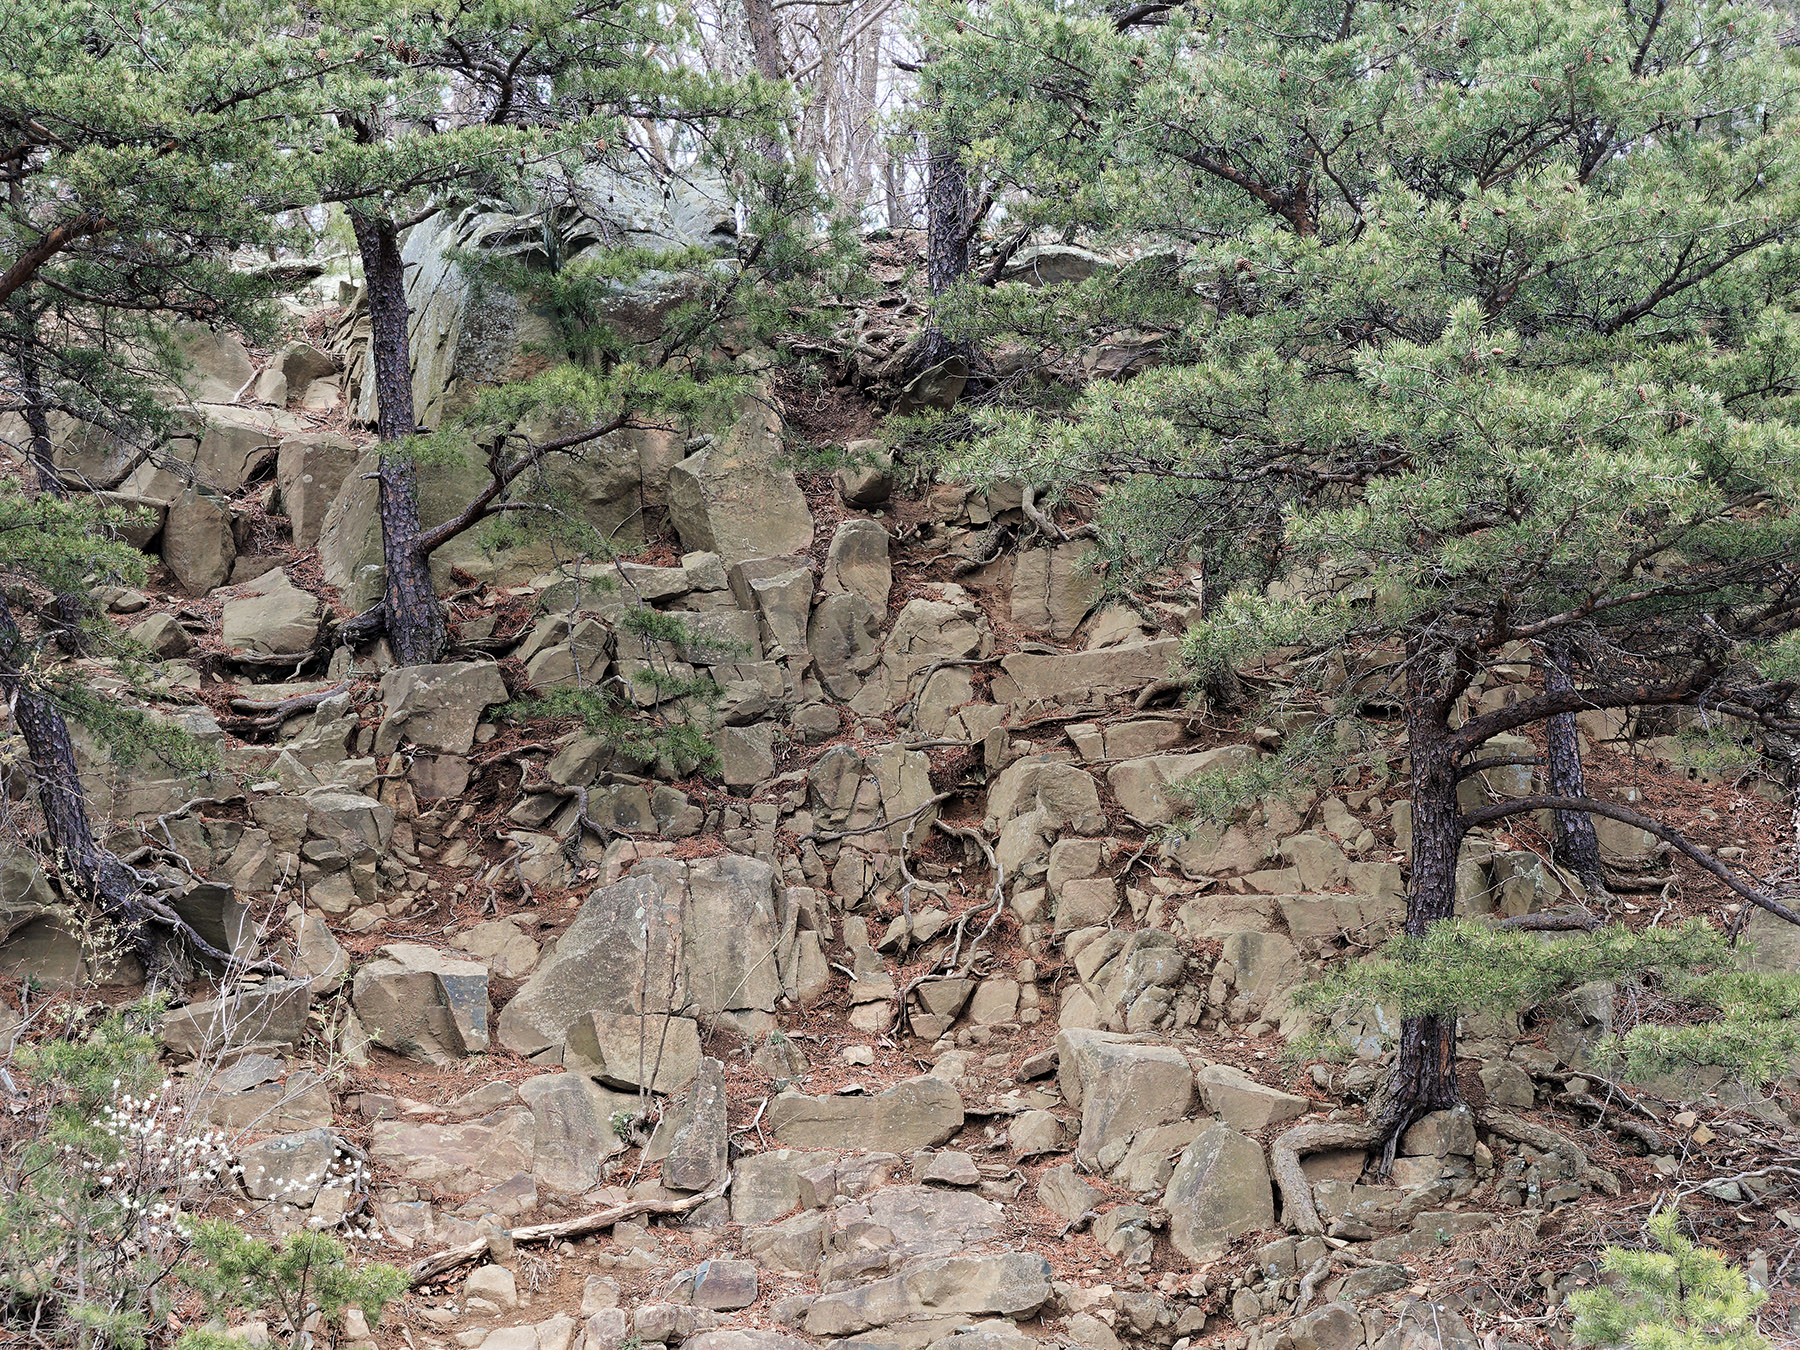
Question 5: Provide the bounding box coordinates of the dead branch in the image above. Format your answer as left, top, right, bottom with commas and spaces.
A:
405, 1172, 730, 1285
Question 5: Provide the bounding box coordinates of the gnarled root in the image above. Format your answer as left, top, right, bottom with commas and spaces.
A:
1271, 1119, 1385, 1236
1481, 1108, 1620, 1196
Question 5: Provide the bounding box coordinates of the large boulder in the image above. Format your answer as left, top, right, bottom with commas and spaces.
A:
221, 569, 320, 656
276, 434, 359, 549
374, 660, 509, 757
989, 639, 1180, 704
1010, 542, 1101, 639
317, 445, 646, 609
162, 486, 235, 594
803, 1252, 1052, 1337
342, 168, 734, 429
370, 1107, 536, 1195
1163, 1122, 1275, 1260
169, 322, 254, 402
1056, 1029, 1195, 1167
351, 943, 490, 1063
1108, 746, 1261, 827
161, 980, 312, 1058
518, 1072, 634, 1192
668, 400, 814, 564
497, 857, 787, 1056
766, 1075, 964, 1151
823, 518, 893, 610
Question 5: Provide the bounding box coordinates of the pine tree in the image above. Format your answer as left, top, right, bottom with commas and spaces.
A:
306, 0, 839, 666
1572, 1208, 1768, 1350
0, 1, 331, 969
918, 0, 1800, 1145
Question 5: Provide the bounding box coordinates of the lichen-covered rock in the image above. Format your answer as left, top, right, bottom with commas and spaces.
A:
1163, 1122, 1275, 1260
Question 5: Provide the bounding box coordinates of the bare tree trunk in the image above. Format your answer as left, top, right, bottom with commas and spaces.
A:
917, 129, 972, 376
1372, 660, 1463, 1161
1545, 637, 1606, 891
349, 209, 446, 667
0, 594, 147, 961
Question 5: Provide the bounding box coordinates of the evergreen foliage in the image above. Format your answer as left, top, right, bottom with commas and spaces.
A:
1572, 1209, 1768, 1350
1299, 918, 1800, 1082
917, 0, 1800, 1130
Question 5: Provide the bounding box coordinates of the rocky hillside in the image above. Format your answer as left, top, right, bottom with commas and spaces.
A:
2, 247, 1797, 1350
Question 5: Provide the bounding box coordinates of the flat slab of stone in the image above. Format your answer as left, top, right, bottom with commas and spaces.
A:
766, 1076, 964, 1152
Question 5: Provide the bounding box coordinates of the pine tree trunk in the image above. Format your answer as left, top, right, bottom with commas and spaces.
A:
1373, 667, 1463, 1160
1545, 637, 1606, 890
18, 336, 88, 651
917, 130, 971, 377
0, 594, 150, 962
18, 342, 63, 498
350, 209, 445, 666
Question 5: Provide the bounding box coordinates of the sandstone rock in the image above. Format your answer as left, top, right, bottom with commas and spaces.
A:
375, 661, 509, 757
237, 1127, 337, 1204
685, 1332, 813, 1350
1195, 1063, 1310, 1132
162, 980, 311, 1057
162, 486, 235, 593
1009, 1109, 1067, 1159
451, 919, 540, 980
466, 1265, 518, 1311
1056, 1029, 1195, 1166
1011, 542, 1100, 639
684, 1259, 759, 1311
1164, 1123, 1275, 1260
170, 322, 253, 401
519, 1073, 634, 1192
370, 1108, 537, 1194
499, 858, 786, 1055
986, 758, 1105, 835
714, 723, 776, 791
657, 1058, 729, 1191
766, 1075, 964, 1151
129, 612, 192, 658
668, 401, 814, 563
221, 569, 320, 656
564, 1010, 702, 1092
808, 592, 883, 699
1037, 1163, 1100, 1222
1108, 746, 1260, 826
352, 943, 490, 1063
823, 518, 893, 610
1399, 1105, 1476, 1158
836, 442, 893, 506
803, 1252, 1052, 1336
275, 434, 358, 549
990, 640, 1179, 704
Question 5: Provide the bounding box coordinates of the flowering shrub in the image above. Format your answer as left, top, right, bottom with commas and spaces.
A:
0, 1000, 404, 1348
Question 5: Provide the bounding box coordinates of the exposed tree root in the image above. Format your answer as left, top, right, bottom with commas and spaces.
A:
1481, 1108, 1621, 1195
1271, 1119, 1386, 1236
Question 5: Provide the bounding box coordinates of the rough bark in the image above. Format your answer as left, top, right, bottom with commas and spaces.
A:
1372, 657, 1463, 1160
916, 129, 972, 379
0, 595, 273, 975
349, 209, 445, 666
16, 339, 87, 651
1545, 637, 1606, 889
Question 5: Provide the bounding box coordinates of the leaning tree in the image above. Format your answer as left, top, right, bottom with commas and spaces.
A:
921, 0, 1800, 1146
0, 0, 337, 970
